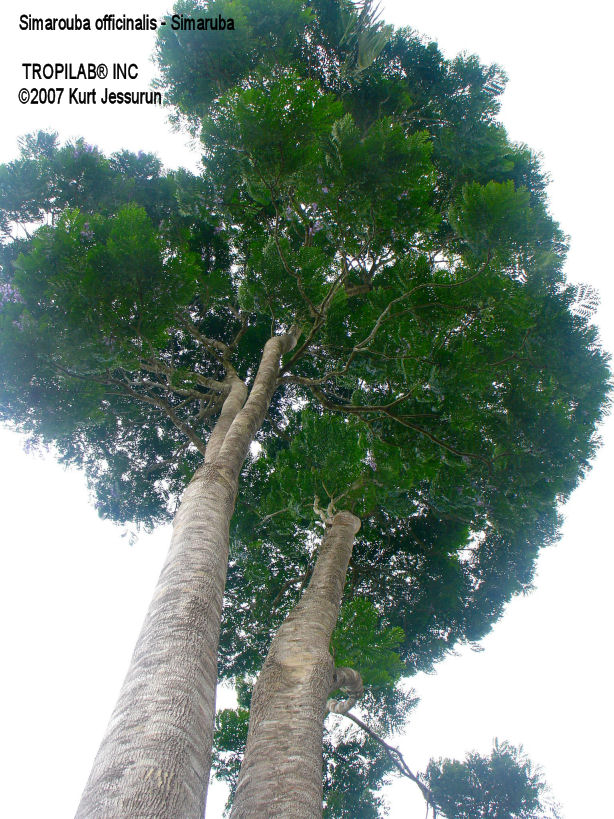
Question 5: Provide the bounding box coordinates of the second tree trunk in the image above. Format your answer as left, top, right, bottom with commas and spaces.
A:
231, 510, 361, 819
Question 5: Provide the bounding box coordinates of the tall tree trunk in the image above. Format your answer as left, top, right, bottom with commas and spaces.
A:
230, 511, 361, 819
76, 330, 297, 819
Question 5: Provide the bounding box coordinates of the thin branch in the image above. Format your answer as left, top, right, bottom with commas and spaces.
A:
143, 441, 190, 474
103, 375, 209, 457
342, 711, 438, 817
311, 386, 491, 469
353, 263, 489, 357
270, 569, 309, 608
486, 327, 534, 367
379, 409, 492, 470
178, 314, 229, 355
140, 359, 229, 394
280, 267, 349, 374
229, 309, 249, 351
177, 313, 240, 377
282, 261, 489, 385
255, 506, 292, 529
272, 225, 320, 319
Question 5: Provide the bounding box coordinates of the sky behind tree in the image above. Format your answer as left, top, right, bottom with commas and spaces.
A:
1, 3, 612, 817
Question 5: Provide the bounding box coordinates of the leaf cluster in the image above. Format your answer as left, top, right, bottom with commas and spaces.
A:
425, 740, 562, 818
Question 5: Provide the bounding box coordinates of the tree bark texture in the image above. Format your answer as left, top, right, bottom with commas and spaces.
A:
230, 510, 361, 819
76, 331, 297, 819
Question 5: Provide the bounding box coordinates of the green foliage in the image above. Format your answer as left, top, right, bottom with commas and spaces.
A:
1, 2, 611, 815
450, 180, 533, 260
155, 0, 312, 124
212, 706, 250, 812
426, 740, 562, 818
155, 0, 398, 128
322, 727, 394, 818
14, 204, 198, 366
0, 133, 176, 235
0, 132, 237, 527
331, 598, 405, 688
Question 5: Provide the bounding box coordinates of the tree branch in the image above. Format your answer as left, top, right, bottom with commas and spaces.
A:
327, 667, 364, 714
341, 710, 438, 817
103, 374, 209, 457
270, 569, 309, 608
140, 358, 229, 394
310, 386, 491, 469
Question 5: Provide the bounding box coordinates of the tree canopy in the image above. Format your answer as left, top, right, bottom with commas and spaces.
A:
426, 740, 561, 818
0, 0, 610, 815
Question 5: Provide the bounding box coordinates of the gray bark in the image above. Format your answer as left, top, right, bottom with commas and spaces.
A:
230, 511, 361, 819
75, 330, 297, 819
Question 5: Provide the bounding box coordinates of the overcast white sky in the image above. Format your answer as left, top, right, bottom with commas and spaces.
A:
1, 3, 612, 817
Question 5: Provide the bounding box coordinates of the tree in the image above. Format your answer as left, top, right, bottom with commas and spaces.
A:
425, 740, 561, 818
0, 1, 609, 816
0, 130, 301, 817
